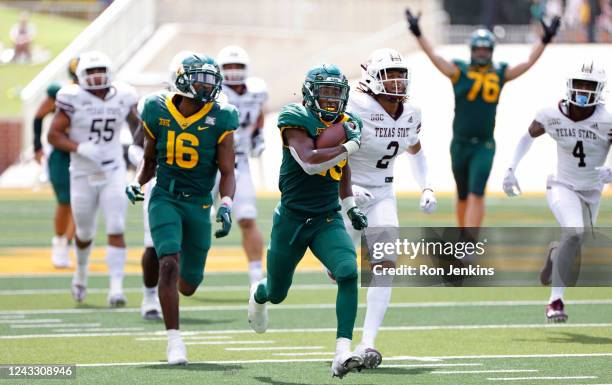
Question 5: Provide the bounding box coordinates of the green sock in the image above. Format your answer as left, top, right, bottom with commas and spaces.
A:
336, 276, 358, 339
254, 278, 268, 304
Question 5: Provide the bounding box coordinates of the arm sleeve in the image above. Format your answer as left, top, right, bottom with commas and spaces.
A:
510, 131, 535, 171
33, 117, 43, 151
288, 146, 347, 175
408, 148, 431, 190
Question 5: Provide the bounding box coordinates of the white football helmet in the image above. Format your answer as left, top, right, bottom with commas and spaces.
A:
217, 45, 249, 85
76, 51, 113, 90
360, 48, 411, 98
566, 61, 606, 107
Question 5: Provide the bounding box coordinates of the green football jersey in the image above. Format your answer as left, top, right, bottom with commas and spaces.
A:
277, 103, 360, 216
142, 91, 238, 196
451, 59, 508, 140
47, 82, 61, 100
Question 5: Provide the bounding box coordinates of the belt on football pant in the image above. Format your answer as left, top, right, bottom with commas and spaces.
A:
156, 178, 211, 202
278, 204, 339, 245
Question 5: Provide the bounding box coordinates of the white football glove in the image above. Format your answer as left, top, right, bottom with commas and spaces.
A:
503, 168, 521, 197
127, 144, 144, 167
352, 184, 374, 207
76, 141, 103, 165
419, 189, 437, 214
596, 166, 612, 184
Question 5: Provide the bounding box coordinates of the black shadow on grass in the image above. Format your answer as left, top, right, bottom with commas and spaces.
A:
179, 317, 235, 326
364, 367, 434, 376
253, 376, 372, 385
515, 331, 612, 345
188, 296, 246, 304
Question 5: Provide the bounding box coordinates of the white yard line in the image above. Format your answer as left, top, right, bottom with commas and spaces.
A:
0, 318, 61, 324
3, 323, 612, 339
272, 352, 334, 356
0, 284, 335, 295
382, 363, 483, 368
226, 346, 324, 351
9, 323, 101, 329
1, 299, 611, 316
73, 353, 612, 367
488, 376, 597, 381
135, 336, 232, 341
52, 327, 145, 333
184, 340, 275, 346
433, 369, 538, 374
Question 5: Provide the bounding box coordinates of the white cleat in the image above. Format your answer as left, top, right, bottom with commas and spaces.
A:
331, 351, 363, 378
108, 292, 127, 308
51, 236, 71, 268
141, 294, 162, 320
248, 282, 268, 333
71, 279, 87, 303
354, 343, 382, 369
167, 337, 188, 365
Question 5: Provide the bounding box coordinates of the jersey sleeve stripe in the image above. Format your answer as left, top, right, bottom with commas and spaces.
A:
217, 130, 233, 144
450, 68, 461, 84
142, 121, 156, 139
55, 101, 75, 112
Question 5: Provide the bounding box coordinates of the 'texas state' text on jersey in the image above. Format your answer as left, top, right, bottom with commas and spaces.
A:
141, 92, 239, 196
346, 91, 421, 188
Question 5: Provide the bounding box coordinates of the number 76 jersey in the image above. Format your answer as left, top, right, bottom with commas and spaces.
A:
56, 82, 138, 177
347, 91, 421, 187
535, 102, 612, 191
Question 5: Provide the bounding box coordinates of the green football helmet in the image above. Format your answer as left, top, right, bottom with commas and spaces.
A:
469, 29, 495, 66
302, 64, 350, 122
171, 52, 222, 103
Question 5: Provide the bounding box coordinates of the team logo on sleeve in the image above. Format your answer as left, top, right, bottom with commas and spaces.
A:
205, 116, 216, 125
159, 118, 171, 127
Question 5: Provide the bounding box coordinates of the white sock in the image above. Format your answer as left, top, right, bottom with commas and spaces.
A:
248, 261, 263, 285
106, 245, 126, 294
361, 286, 392, 348
167, 328, 181, 341
74, 243, 92, 286
336, 337, 351, 354
549, 286, 565, 303
143, 286, 158, 300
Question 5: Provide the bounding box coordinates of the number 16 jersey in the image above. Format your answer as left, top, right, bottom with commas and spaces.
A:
535, 101, 612, 191
56, 82, 138, 177
347, 91, 421, 188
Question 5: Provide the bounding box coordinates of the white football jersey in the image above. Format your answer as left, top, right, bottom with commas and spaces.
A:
347, 91, 421, 187
56, 82, 138, 177
535, 101, 612, 191
222, 77, 267, 157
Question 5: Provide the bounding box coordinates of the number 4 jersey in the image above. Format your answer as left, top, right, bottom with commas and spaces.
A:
535, 101, 612, 191
56, 82, 138, 177
347, 91, 421, 188
141, 91, 238, 195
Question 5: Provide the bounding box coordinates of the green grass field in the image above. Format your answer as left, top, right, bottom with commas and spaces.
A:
0, 193, 611, 384
0, 7, 87, 117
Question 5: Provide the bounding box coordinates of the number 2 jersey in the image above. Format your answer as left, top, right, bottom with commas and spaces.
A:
535, 101, 612, 191
56, 82, 138, 177
141, 91, 238, 196
347, 91, 421, 188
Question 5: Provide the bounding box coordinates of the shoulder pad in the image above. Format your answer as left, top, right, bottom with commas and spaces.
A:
46, 82, 62, 99
278, 103, 309, 129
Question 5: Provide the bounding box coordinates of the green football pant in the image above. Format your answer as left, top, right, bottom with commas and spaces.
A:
148, 185, 212, 287
255, 204, 358, 339
450, 137, 496, 199
48, 148, 70, 205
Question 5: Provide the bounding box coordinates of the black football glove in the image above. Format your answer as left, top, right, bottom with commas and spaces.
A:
541, 16, 561, 44
405, 8, 422, 37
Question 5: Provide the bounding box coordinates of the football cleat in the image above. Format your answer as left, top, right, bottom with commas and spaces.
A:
71, 281, 87, 303
546, 299, 568, 323
355, 343, 382, 369
248, 282, 268, 333
540, 241, 558, 286
167, 337, 188, 365
51, 236, 71, 268
331, 351, 363, 378
141, 294, 162, 321
108, 292, 127, 308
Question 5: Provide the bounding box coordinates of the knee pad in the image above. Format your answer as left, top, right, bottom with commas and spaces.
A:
333, 260, 358, 283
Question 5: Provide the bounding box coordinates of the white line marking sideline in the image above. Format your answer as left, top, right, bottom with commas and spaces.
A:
487, 376, 597, 381
433, 369, 538, 374
184, 340, 275, 346
225, 346, 324, 351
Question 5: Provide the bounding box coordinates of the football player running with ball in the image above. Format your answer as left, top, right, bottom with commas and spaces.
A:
504, 62, 612, 323
126, 53, 238, 364
247, 64, 368, 378
48, 51, 139, 307
344, 48, 437, 369
405, 8, 560, 229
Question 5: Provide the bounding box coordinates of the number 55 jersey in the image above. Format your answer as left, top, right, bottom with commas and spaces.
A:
535, 101, 612, 192
347, 91, 421, 188
56, 82, 139, 176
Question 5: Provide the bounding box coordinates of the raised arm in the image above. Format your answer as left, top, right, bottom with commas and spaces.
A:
405, 8, 458, 78
505, 16, 561, 82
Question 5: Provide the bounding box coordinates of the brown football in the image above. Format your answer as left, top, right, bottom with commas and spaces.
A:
315, 121, 346, 148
